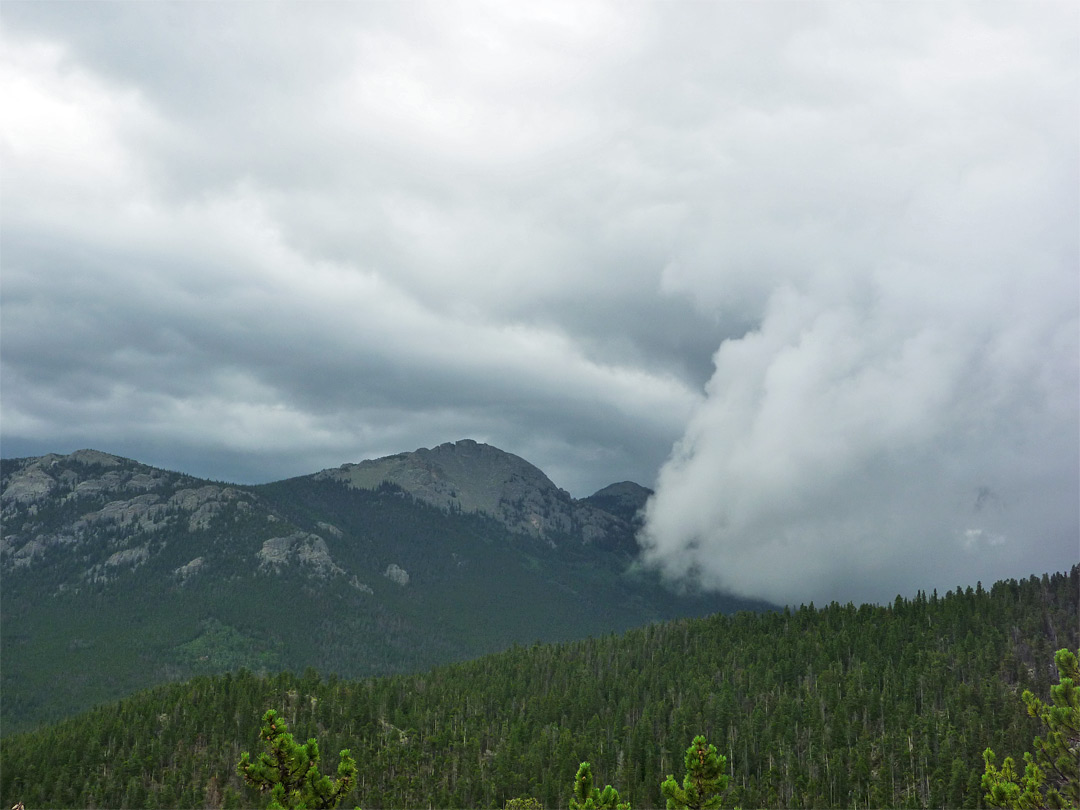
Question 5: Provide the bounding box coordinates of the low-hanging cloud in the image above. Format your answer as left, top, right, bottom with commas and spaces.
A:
640, 7, 1079, 606
641, 274, 1078, 606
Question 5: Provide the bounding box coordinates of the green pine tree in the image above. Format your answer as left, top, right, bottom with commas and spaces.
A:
570, 761, 630, 810
660, 736, 730, 810
505, 797, 543, 810
983, 648, 1079, 809
238, 709, 357, 810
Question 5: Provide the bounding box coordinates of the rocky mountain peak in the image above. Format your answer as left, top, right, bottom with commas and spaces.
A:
316, 440, 640, 550
316, 440, 573, 539
582, 481, 654, 525
67, 449, 126, 467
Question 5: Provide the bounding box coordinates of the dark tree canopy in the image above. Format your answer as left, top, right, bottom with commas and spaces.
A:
1, 567, 1076, 810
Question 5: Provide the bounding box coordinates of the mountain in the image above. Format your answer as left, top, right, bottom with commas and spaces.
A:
313, 439, 643, 550
1, 567, 1075, 809
0, 442, 769, 734
580, 481, 653, 525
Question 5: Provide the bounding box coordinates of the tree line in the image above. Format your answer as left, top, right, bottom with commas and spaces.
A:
1, 567, 1076, 808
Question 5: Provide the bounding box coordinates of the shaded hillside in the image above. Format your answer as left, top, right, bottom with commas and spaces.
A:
579, 481, 653, 526
0, 447, 766, 734
1, 567, 1075, 809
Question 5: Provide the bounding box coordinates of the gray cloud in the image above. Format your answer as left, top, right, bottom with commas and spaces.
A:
2, 2, 1076, 601
638, 4, 1079, 604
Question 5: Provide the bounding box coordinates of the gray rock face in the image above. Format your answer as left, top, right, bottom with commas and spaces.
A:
170, 486, 242, 530
83, 543, 152, 583
1, 451, 255, 576
104, 546, 150, 568
1, 466, 58, 505
79, 494, 169, 533
317, 439, 642, 550
384, 563, 410, 586
174, 556, 206, 583
68, 449, 123, 467
316, 521, 344, 538
10, 537, 48, 568
257, 532, 343, 579
319, 440, 560, 529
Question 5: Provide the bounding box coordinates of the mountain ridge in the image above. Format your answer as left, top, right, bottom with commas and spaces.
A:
3, 440, 653, 550
313, 438, 652, 549
0, 441, 762, 735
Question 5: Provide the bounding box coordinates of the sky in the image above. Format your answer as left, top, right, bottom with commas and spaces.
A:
2, 2, 1077, 606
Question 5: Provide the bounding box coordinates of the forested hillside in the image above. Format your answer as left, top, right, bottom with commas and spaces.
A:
1, 447, 766, 734
2, 567, 1075, 809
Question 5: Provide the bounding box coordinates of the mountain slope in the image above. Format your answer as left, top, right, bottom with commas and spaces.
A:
0, 444, 769, 734
1, 567, 1075, 809
580, 481, 653, 525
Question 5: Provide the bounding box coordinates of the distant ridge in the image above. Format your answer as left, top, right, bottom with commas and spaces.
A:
1, 442, 767, 734
581, 481, 653, 525
315, 439, 641, 550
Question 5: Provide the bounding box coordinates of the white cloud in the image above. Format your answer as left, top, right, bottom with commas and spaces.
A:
639, 4, 1078, 604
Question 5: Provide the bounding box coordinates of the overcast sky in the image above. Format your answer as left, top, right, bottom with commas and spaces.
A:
2, 2, 1076, 605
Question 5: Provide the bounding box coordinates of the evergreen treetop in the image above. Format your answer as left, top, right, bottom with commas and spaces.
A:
983, 648, 1079, 809
238, 709, 357, 810
570, 761, 630, 810
660, 735, 729, 810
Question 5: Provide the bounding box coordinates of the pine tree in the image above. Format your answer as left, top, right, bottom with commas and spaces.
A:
660, 736, 730, 810
505, 797, 543, 810
983, 648, 1079, 809
238, 709, 357, 809
570, 761, 630, 809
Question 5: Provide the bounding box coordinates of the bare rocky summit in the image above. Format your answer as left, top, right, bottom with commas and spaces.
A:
317, 439, 646, 551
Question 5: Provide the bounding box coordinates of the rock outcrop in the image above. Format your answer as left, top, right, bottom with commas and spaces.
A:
384, 563, 410, 586
0, 451, 256, 578
257, 532, 344, 579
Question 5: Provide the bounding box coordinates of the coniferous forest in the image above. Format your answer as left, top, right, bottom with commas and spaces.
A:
1, 566, 1076, 809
